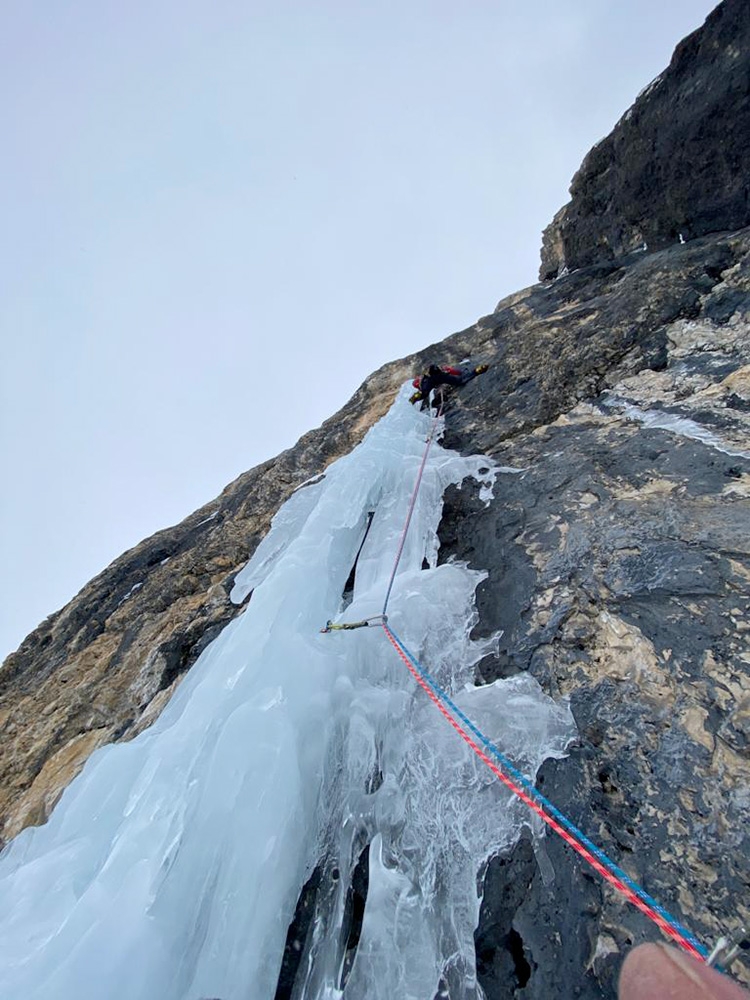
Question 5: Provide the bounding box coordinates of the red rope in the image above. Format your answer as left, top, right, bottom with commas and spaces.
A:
381, 623, 705, 960
381, 400, 443, 615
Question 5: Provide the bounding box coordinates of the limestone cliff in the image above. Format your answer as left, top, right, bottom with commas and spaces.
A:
438, 233, 750, 997
539, 0, 750, 280
1, 2, 749, 997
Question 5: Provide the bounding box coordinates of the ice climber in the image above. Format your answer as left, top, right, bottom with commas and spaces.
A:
409, 361, 489, 405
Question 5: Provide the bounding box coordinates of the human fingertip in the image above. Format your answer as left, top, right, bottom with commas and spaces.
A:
619, 942, 750, 1000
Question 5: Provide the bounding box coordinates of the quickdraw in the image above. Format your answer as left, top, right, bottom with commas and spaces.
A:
320, 614, 387, 634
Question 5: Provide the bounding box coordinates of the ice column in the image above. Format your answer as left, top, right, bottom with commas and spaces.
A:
0, 385, 575, 1000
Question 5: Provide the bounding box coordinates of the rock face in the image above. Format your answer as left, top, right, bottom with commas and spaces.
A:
2, 2, 749, 997
539, 0, 750, 280
436, 233, 750, 996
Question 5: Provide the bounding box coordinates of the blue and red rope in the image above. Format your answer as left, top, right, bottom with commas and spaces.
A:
381, 621, 708, 960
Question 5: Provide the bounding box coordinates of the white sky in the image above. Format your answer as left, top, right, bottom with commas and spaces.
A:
0, 0, 719, 660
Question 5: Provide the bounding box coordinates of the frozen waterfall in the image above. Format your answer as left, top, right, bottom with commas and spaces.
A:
0, 385, 575, 1000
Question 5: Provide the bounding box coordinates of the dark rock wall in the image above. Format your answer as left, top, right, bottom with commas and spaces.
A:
435, 230, 750, 996
540, 0, 750, 279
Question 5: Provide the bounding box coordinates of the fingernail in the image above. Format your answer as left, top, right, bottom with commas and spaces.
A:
655, 943, 707, 989
655, 943, 749, 999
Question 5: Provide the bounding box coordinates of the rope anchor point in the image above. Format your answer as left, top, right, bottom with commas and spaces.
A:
320, 614, 388, 634
707, 926, 749, 970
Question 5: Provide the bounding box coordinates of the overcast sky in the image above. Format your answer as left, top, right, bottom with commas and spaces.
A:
1, 0, 719, 660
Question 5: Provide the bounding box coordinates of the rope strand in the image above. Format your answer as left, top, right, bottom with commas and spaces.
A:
381, 397, 443, 615
383, 622, 708, 960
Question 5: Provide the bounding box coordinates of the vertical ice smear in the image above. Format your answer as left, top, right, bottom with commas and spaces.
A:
0, 385, 575, 1000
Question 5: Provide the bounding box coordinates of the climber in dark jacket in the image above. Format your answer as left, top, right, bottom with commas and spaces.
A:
409, 362, 488, 405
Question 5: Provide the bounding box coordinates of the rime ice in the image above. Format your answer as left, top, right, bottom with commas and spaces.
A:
0, 385, 575, 1000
